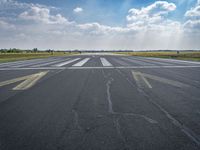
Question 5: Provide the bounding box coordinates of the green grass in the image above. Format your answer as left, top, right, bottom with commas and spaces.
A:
0, 52, 78, 63
116, 51, 200, 61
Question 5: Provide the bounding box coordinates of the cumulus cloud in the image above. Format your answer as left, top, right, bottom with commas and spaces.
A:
127, 1, 177, 29
127, 1, 176, 21
126, 1, 181, 32
73, 7, 83, 13
77, 22, 137, 36
184, 0, 200, 32
185, 5, 200, 18
19, 6, 69, 24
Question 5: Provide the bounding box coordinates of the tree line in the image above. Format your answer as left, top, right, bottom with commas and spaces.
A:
0, 48, 54, 53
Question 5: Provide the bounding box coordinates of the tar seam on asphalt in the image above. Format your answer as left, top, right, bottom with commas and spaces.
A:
102, 69, 130, 150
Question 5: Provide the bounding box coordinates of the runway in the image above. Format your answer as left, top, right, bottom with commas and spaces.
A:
0, 54, 200, 150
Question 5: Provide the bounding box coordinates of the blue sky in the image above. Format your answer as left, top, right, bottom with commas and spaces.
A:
16, 0, 197, 25
0, 0, 200, 50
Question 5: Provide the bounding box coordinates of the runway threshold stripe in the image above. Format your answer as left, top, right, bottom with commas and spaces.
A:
100, 58, 112, 66
10, 59, 56, 68
0, 59, 44, 67
54, 58, 80, 67
113, 58, 129, 66
145, 57, 200, 65
32, 59, 66, 67
73, 58, 90, 67
122, 57, 152, 66
139, 59, 173, 66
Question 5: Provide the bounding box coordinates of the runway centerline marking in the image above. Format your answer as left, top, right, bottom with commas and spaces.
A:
0, 71, 48, 90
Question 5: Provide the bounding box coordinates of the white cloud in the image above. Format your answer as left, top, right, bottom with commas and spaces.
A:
185, 5, 200, 17
73, 7, 83, 13
127, 1, 176, 23
184, 0, 200, 32
126, 1, 179, 33
77, 22, 135, 35
1, 0, 56, 8
0, 19, 15, 29
184, 20, 200, 29
19, 6, 70, 25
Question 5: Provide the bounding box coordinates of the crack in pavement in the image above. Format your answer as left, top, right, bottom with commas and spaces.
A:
106, 77, 114, 114
102, 69, 158, 150
72, 109, 82, 131
103, 69, 158, 123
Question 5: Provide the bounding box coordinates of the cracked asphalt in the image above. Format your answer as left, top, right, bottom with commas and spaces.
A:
0, 54, 200, 150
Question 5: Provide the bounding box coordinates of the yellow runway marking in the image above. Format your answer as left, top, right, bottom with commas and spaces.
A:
0, 71, 48, 90
132, 71, 189, 88
141, 76, 152, 89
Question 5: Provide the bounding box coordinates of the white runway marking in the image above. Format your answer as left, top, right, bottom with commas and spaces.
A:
113, 58, 129, 66
54, 58, 80, 67
139, 58, 173, 66
79, 52, 124, 56
122, 57, 152, 66
68, 65, 200, 69
145, 57, 200, 65
0, 65, 200, 70
100, 58, 113, 66
10, 59, 55, 68
32, 59, 65, 67
73, 58, 90, 67
0, 59, 44, 67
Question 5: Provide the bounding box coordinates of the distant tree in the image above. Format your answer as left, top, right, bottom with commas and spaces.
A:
33, 48, 38, 53
7, 48, 21, 53
46, 49, 51, 53
0, 49, 7, 53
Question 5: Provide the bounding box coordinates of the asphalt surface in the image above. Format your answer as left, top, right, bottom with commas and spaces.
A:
0, 54, 200, 150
